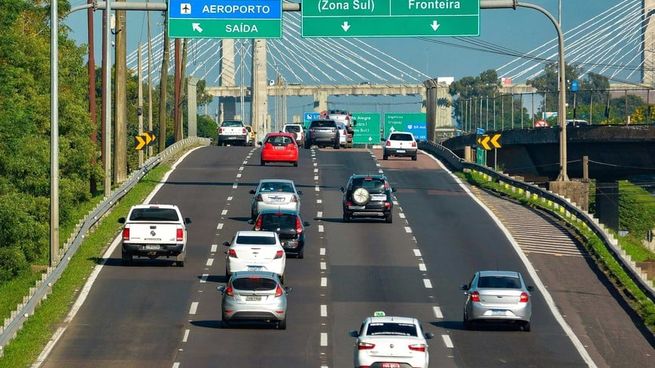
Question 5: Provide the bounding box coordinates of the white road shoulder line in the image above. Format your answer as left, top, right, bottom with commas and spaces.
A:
189, 302, 199, 315
423, 279, 433, 288
433, 306, 443, 319
442, 334, 454, 348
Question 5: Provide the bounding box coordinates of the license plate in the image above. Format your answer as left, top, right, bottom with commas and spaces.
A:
274, 146, 284, 150
350, 206, 365, 210
245, 296, 262, 301
371, 194, 387, 201
491, 310, 507, 316
381, 363, 401, 368
247, 266, 263, 271
397, 149, 406, 153
145, 245, 159, 250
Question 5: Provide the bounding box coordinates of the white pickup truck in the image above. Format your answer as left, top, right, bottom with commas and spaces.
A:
118, 204, 191, 266
217, 120, 249, 146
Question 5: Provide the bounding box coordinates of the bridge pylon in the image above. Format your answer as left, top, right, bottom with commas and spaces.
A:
219, 39, 237, 121
644, 0, 655, 86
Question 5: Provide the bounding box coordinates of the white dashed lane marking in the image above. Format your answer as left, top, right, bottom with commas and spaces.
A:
317, 211, 323, 218
404, 226, 412, 233
413, 249, 422, 257
423, 279, 433, 288
399, 213, 406, 219
378, 169, 384, 173
320, 262, 327, 270
317, 199, 323, 204
200, 274, 208, 283
221, 210, 228, 216
320, 248, 326, 256
315, 185, 320, 192
232, 183, 238, 189
210, 244, 217, 253
182, 329, 190, 342
442, 334, 454, 348
217, 223, 224, 230
238, 166, 244, 171
314, 175, 319, 181
236, 173, 242, 178
314, 168, 319, 173
433, 306, 444, 319
318, 225, 324, 233
189, 302, 199, 315
321, 305, 327, 317
206, 258, 214, 267
320, 333, 328, 346
172, 362, 180, 368
227, 196, 233, 201
321, 277, 327, 287
419, 263, 427, 272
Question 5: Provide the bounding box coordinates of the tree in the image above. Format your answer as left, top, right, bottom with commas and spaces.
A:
449, 69, 501, 129
528, 62, 582, 112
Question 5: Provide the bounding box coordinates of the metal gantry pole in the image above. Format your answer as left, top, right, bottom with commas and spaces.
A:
138, 44, 144, 167
103, 0, 112, 196
50, 0, 60, 266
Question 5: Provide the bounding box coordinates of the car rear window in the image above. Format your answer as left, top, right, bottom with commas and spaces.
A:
266, 135, 294, 146
390, 133, 413, 141
478, 276, 521, 289
129, 208, 179, 222
284, 125, 301, 133
221, 120, 243, 127
232, 277, 277, 291
259, 182, 295, 193
236, 235, 276, 245
366, 322, 417, 337
260, 214, 297, 230
351, 178, 385, 194
310, 120, 336, 128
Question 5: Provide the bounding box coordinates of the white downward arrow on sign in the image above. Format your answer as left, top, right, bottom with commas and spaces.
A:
430, 20, 440, 31
192, 23, 203, 33
341, 21, 351, 32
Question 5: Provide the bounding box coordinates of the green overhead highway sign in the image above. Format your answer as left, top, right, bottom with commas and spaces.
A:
168, 0, 282, 39
352, 113, 381, 145
302, 0, 480, 38
384, 113, 426, 138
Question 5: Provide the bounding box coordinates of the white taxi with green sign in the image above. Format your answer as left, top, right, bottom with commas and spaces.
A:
349, 311, 433, 368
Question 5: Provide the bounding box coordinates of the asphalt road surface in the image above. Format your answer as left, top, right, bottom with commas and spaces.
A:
39, 146, 652, 368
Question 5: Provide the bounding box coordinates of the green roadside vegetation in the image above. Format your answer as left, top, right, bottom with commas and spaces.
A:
0, 163, 171, 368
457, 170, 655, 333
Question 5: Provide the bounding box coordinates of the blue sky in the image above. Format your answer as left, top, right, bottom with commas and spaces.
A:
63, 0, 636, 119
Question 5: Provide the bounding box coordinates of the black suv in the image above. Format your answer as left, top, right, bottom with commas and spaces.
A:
252, 209, 308, 258
341, 175, 395, 223
305, 120, 340, 149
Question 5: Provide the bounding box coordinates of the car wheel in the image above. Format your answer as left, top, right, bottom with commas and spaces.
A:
385, 213, 393, 223
343, 211, 351, 222
334, 141, 340, 149
176, 252, 186, 267
412, 154, 417, 161
521, 321, 531, 332
297, 251, 304, 259
222, 315, 231, 327
463, 314, 474, 330
121, 250, 133, 266
277, 318, 287, 330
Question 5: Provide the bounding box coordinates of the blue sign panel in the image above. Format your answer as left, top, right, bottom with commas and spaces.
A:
304, 112, 321, 123
405, 123, 427, 141
476, 127, 486, 135
571, 80, 580, 93
169, 0, 282, 19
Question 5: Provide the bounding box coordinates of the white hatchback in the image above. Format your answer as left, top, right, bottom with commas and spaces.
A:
224, 231, 286, 282
351, 312, 433, 368
383, 132, 418, 161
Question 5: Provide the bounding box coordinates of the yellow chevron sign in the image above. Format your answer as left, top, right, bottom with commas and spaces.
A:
476, 133, 502, 151
135, 131, 156, 151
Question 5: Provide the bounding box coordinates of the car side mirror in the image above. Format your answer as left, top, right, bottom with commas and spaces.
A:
340, 187, 345, 192
297, 190, 303, 195
349, 330, 359, 338
118, 217, 126, 224
424, 332, 434, 340
249, 189, 256, 194
460, 284, 468, 291
217, 285, 225, 294
284, 287, 293, 294
223, 241, 231, 247
303, 221, 310, 227
527, 285, 534, 292
184, 217, 192, 224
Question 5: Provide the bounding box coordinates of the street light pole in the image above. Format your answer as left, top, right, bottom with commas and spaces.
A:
481, 0, 568, 180
50, 0, 59, 267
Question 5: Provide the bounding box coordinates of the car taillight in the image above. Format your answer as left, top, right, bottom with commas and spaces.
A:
295, 217, 303, 234
254, 216, 263, 230
520, 292, 529, 303
176, 228, 183, 241
225, 285, 234, 296
242, 128, 247, 134
220, 127, 224, 133
255, 194, 263, 201
357, 342, 375, 350
471, 291, 480, 302
345, 201, 353, 206
275, 284, 284, 297
411, 141, 417, 147
385, 140, 391, 146
384, 202, 392, 209
274, 250, 284, 259
228, 249, 237, 258
290, 195, 298, 203
408, 344, 426, 352
122, 227, 130, 240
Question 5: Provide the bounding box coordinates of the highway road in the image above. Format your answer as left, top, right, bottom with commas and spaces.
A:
39, 146, 653, 367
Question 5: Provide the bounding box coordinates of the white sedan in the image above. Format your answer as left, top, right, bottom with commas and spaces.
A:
223, 231, 286, 283
350, 312, 433, 368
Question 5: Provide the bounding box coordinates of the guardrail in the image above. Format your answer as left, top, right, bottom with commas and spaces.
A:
0, 137, 210, 356
419, 141, 655, 303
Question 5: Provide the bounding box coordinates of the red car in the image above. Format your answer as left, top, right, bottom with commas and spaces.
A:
260, 132, 299, 167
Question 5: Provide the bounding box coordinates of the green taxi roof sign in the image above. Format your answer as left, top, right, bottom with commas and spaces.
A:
373, 311, 386, 317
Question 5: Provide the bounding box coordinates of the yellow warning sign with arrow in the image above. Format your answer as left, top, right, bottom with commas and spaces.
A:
476, 133, 502, 151
135, 131, 156, 151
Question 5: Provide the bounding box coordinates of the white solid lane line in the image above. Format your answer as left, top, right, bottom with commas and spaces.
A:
419, 263, 427, 272
320, 333, 328, 346
321, 305, 328, 317
433, 306, 444, 319
423, 279, 433, 288
413, 249, 422, 257
442, 334, 454, 348
206, 258, 214, 267
200, 274, 208, 283
321, 277, 327, 287
189, 302, 199, 315
320, 248, 326, 255
210, 244, 217, 253
182, 329, 190, 342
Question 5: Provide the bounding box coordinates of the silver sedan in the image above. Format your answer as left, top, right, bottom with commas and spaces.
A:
462, 270, 533, 331
250, 179, 302, 219
218, 271, 291, 329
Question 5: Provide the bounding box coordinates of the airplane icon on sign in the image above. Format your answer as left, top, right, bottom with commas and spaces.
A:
181, 3, 191, 14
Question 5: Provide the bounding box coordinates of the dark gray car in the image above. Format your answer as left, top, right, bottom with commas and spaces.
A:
305, 120, 340, 149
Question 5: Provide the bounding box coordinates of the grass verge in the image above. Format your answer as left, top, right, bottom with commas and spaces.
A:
459, 170, 655, 333
0, 163, 171, 368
